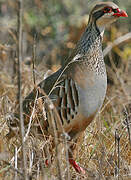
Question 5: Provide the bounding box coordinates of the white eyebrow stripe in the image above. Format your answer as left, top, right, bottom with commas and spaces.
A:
103, 12, 114, 16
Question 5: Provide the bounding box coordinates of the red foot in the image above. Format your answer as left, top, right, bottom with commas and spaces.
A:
69, 159, 85, 174
45, 159, 49, 166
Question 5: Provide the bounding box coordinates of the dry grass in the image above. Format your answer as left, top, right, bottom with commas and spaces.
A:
0, 0, 131, 179
0, 40, 131, 180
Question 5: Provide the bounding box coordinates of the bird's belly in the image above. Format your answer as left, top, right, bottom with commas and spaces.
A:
77, 74, 107, 118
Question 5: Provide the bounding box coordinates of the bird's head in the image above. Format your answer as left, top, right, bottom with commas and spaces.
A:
89, 2, 128, 33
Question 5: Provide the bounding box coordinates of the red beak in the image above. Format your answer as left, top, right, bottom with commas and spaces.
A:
113, 9, 128, 17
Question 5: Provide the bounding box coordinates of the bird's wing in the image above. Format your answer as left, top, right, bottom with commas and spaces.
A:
22, 53, 87, 133
23, 64, 79, 129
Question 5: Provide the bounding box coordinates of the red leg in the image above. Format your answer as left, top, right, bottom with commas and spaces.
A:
69, 159, 85, 174
68, 132, 85, 174
45, 159, 49, 166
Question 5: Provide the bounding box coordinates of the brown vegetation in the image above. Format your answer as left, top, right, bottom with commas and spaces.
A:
0, 0, 131, 179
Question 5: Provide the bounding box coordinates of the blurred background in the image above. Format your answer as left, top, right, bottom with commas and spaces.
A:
0, 0, 131, 179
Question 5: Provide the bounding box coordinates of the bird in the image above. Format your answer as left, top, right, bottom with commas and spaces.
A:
9, 1, 128, 174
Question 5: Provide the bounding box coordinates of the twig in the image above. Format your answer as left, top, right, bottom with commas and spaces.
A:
64, 134, 71, 180
115, 129, 121, 180
37, 162, 40, 179
14, 147, 18, 180
123, 106, 131, 146
29, 149, 34, 178
24, 90, 39, 140
32, 34, 37, 85
49, 103, 62, 180
103, 32, 131, 57
17, 0, 28, 179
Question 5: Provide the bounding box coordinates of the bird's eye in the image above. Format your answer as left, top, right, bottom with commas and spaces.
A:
103, 7, 112, 13
113, 8, 119, 13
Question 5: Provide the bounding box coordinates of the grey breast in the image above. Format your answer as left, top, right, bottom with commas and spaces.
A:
77, 73, 107, 118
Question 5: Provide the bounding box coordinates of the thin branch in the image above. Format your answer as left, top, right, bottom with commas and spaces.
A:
24, 90, 38, 140
17, 0, 28, 179
29, 149, 34, 178
14, 147, 18, 180
103, 32, 131, 57
115, 129, 121, 180
49, 103, 63, 180
123, 105, 131, 146
32, 34, 37, 86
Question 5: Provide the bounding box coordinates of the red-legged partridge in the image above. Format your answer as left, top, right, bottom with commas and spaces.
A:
11, 1, 128, 174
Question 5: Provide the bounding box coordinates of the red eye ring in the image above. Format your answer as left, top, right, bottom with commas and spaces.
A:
103, 7, 112, 13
